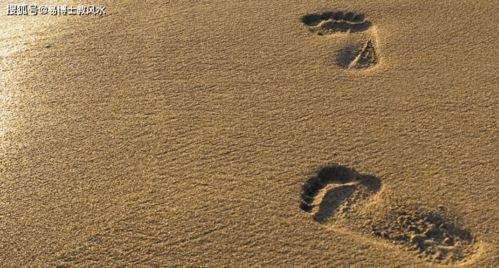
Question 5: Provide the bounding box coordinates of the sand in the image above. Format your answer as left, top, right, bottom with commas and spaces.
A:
0, 0, 498, 267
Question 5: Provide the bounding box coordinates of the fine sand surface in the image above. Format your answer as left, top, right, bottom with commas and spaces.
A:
1, 0, 498, 267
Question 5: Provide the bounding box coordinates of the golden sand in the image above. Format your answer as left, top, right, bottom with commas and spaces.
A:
0, 1, 497, 267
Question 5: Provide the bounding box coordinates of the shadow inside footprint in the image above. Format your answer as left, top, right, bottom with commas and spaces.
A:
300, 164, 381, 222
301, 13, 322, 26
336, 41, 378, 69
336, 44, 362, 69
317, 164, 357, 184
314, 185, 356, 222
353, 40, 378, 68
358, 175, 382, 192
301, 10, 372, 35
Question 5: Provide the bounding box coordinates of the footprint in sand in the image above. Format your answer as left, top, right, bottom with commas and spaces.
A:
299, 164, 381, 221
299, 164, 477, 264
301, 11, 379, 69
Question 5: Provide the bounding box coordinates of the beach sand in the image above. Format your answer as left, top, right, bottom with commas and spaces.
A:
0, 0, 498, 267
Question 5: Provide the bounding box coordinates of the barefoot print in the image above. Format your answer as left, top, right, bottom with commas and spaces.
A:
299, 164, 478, 264
301, 11, 379, 69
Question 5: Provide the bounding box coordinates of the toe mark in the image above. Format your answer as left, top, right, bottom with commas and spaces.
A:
301, 10, 371, 35
301, 13, 322, 26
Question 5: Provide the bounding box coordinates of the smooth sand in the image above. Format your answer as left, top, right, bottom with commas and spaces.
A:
1, 0, 498, 267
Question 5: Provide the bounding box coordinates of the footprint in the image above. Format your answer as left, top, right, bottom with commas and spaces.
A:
371, 210, 476, 264
300, 11, 379, 69
299, 164, 381, 222
299, 164, 477, 265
